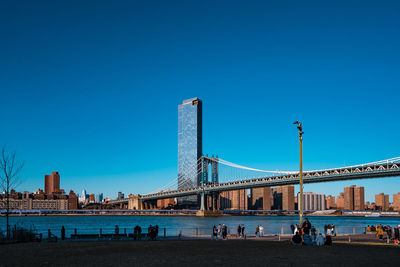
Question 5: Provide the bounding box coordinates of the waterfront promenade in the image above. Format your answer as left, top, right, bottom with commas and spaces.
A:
1, 238, 400, 266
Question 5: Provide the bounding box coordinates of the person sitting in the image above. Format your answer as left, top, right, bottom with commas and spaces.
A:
325, 234, 332, 245
316, 233, 325, 246
303, 234, 313, 245
310, 226, 316, 241
376, 226, 384, 239
366, 225, 371, 232
291, 232, 302, 245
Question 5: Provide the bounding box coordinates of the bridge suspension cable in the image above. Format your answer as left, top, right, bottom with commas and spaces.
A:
207, 157, 297, 174
147, 155, 400, 195
304, 156, 400, 173
148, 157, 203, 193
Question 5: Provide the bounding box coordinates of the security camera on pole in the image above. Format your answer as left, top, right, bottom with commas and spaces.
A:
293, 121, 304, 226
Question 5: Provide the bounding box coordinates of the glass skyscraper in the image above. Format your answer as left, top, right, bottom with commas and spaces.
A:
178, 98, 202, 204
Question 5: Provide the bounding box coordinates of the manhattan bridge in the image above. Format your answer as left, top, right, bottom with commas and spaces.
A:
109, 155, 400, 211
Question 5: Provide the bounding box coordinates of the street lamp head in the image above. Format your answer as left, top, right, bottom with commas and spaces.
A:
293, 121, 299, 125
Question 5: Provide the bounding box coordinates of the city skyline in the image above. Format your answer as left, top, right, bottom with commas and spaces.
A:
1, 1, 400, 201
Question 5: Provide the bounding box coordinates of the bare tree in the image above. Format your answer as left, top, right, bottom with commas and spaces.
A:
0, 147, 24, 240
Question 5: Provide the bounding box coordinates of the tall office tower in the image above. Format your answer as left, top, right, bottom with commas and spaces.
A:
344, 186, 355, 210
375, 193, 389, 211
336, 193, 345, 209
178, 98, 202, 204
326, 195, 336, 209
282, 185, 295, 210
393, 193, 400, 211
44, 171, 60, 195
354, 186, 365, 210
297, 192, 326, 211
251, 187, 271, 210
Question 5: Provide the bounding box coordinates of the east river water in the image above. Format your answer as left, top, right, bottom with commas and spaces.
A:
1, 215, 400, 238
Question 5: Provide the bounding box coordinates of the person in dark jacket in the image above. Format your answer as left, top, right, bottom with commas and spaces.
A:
394, 225, 399, 240
302, 218, 311, 235
291, 232, 302, 245
222, 224, 228, 239
237, 225, 242, 237
61, 226, 65, 240
212, 225, 218, 240
386, 226, 392, 240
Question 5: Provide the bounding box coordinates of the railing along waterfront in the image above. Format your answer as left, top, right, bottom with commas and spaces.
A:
0, 225, 371, 240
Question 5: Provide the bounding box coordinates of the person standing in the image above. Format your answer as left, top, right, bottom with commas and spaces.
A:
217, 224, 222, 237
301, 218, 311, 235
133, 225, 138, 240
241, 224, 245, 237
137, 226, 142, 240
394, 225, 399, 240
294, 224, 299, 235
255, 225, 259, 237
212, 225, 218, 240
155, 225, 159, 239
61, 226, 65, 241
259, 225, 264, 237
237, 225, 242, 237
222, 224, 227, 239
290, 224, 295, 234
386, 226, 392, 240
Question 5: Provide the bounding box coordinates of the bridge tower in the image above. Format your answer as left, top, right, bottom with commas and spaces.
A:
211, 156, 219, 184
197, 155, 222, 216
200, 155, 219, 185
201, 156, 209, 186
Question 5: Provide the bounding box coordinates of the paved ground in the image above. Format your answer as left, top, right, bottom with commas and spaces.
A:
1, 238, 400, 266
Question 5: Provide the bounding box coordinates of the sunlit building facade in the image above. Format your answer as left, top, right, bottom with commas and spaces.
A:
178, 98, 202, 204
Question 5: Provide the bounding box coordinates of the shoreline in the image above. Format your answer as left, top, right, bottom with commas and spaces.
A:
2, 213, 400, 217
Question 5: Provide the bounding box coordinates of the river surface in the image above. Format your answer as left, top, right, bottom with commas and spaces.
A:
1, 215, 399, 237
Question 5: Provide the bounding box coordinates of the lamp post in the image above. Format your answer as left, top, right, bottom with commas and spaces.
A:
293, 121, 304, 226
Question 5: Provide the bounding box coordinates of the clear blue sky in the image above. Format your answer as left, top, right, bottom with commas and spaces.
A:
1, 0, 399, 202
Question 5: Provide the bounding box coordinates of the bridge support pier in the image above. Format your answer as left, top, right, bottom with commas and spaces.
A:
196, 191, 222, 216
200, 192, 205, 211
128, 194, 143, 210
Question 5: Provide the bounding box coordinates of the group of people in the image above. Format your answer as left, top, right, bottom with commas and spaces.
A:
237, 224, 246, 237
291, 218, 332, 246
113, 224, 158, 240
366, 224, 400, 244
255, 225, 264, 237
212, 224, 229, 239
